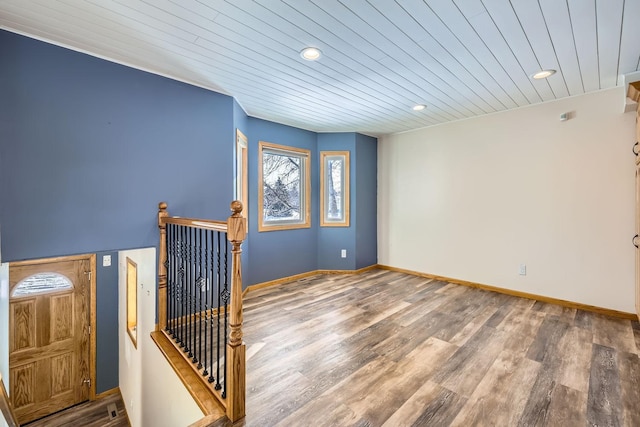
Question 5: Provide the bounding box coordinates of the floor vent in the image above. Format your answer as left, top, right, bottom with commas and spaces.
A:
106, 403, 118, 420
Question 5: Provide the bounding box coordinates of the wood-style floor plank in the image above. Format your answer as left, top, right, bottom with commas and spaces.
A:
23, 391, 129, 427
190, 269, 640, 427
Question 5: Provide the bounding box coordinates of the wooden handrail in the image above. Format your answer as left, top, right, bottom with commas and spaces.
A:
161, 216, 228, 232
156, 201, 246, 422
0, 373, 19, 427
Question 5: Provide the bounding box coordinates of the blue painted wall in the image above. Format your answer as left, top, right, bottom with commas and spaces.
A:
96, 251, 119, 393
317, 133, 357, 270
0, 29, 378, 395
355, 134, 378, 269
0, 30, 234, 262
0, 30, 235, 396
246, 118, 318, 284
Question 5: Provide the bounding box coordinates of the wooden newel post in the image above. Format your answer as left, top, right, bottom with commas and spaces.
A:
226, 200, 246, 422
158, 202, 169, 332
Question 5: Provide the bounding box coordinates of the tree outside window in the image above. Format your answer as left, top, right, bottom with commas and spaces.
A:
259, 142, 311, 231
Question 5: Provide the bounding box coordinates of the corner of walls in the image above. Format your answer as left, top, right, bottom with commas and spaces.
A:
245, 118, 318, 285
95, 251, 119, 394
317, 133, 357, 270
355, 134, 378, 269
118, 247, 203, 427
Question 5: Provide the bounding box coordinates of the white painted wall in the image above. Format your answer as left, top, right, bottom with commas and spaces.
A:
118, 247, 204, 427
0, 263, 8, 427
378, 88, 636, 313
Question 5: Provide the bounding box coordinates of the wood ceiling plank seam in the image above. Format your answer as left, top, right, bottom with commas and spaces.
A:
479, 0, 556, 102
197, 75, 413, 128
0, 16, 224, 99
616, 0, 640, 83
3, 1, 240, 94
49, 0, 246, 74
446, 0, 541, 104
254, 0, 470, 122
537, 0, 585, 95
214, 7, 460, 123
273, 2, 470, 118
82, 0, 199, 43
244, 101, 416, 133
332, 0, 493, 116
463, 8, 544, 104
567, 0, 600, 92
509, 0, 571, 99
395, 0, 519, 109
203, 17, 455, 125
304, 0, 480, 118
176, 42, 434, 128
422, 0, 530, 107
128, 0, 445, 125
595, 0, 624, 89
0, 6, 195, 79
366, 0, 508, 112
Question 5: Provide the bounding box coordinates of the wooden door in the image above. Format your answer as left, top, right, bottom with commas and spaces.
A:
8, 256, 91, 424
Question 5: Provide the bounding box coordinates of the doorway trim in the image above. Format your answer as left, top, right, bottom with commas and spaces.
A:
9, 253, 97, 400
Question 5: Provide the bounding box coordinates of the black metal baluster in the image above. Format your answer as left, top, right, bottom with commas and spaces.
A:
186, 226, 193, 356
215, 232, 222, 391
166, 223, 173, 335
179, 225, 186, 348
221, 233, 229, 398
195, 227, 202, 366
208, 229, 216, 384
202, 229, 210, 378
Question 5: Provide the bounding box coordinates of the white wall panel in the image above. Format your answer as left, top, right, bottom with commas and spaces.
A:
379, 88, 636, 313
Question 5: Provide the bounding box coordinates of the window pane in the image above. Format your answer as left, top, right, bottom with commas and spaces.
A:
263, 152, 302, 222
326, 158, 343, 220
320, 151, 350, 227
12, 273, 73, 297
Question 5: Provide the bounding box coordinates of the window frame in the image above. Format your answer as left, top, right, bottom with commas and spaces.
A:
320, 151, 350, 227
126, 257, 137, 348
258, 141, 311, 232
235, 129, 249, 228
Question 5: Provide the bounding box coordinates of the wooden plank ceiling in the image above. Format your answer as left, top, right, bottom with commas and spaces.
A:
1, 0, 639, 136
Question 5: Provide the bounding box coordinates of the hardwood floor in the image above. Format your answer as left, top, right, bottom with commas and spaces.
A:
211, 269, 640, 426
23, 390, 129, 427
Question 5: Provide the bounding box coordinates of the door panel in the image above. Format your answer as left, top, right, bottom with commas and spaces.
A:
9, 257, 91, 424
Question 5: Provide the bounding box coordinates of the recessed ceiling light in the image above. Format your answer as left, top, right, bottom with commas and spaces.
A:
531, 69, 556, 79
300, 47, 322, 61
412, 104, 426, 111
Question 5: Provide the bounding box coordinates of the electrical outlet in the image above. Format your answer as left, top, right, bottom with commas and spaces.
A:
341, 249, 347, 258
102, 255, 111, 267
519, 264, 526, 276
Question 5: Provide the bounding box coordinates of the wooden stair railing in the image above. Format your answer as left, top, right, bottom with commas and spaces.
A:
156, 201, 246, 422
0, 373, 19, 427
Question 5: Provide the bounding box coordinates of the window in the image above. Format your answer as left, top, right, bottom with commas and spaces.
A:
258, 141, 311, 231
11, 273, 73, 297
235, 129, 248, 223
126, 257, 137, 348
320, 151, 350, 227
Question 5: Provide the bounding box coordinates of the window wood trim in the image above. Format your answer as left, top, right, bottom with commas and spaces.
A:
236, 129, 249, 228
320, 151, 350, 227
126, 257, 137, 348
258, 141, 311, 232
